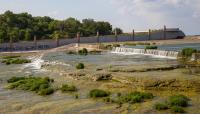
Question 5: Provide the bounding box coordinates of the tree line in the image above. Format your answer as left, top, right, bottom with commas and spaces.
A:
0, 11, 123, 43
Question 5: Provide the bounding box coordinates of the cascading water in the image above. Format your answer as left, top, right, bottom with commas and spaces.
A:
112, 47, 179, 59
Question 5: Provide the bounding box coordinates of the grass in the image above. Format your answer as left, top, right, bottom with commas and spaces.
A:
155, 103, 169, 110
2, 55, 20, 59
7, 76, 54, 96
168, 95, 189, 107
155, 95, 189, 113
61, 84, 77, 92
117, 92, 154, 104
181, 48, 197, 58
89, 89, 110, 98
2, 58, 31, 65
171, 106, 185, 113
76, 63, 85, 69
145, 45, 158, 50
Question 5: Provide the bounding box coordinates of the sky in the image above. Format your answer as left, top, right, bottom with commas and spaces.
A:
0, 0, 199, 35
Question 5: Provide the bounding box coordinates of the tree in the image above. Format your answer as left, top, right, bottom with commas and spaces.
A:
9, 28, 20, 42
63, 17, 81, 38
113, 28, 123, 34
81, 19, 97, 36
96, 22, 112, 35
25, 29, 33, 41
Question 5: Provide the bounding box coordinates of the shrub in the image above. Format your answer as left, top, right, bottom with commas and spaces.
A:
7, 76, 54, 96
113, 44, 120, 47
155, 103, 169, 110
76, 63, 85, 69
61, 84, 77, 92
181, 48, 197, 58
168, 95, 189, 107
78, 48, 88, 55
89, 89, 109, 98
171, 106, 185, 113
145, 45, 158, 50
38, 88, 54, 96
118, 91, 154, 104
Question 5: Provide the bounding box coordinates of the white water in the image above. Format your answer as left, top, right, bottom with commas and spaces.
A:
112, 47, 179, 59
23, 54, 45, 72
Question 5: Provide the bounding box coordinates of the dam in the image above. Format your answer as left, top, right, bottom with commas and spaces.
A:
112, 47, 179, 59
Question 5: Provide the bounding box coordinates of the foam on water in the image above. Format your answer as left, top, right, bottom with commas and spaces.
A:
23, 54, 45, 72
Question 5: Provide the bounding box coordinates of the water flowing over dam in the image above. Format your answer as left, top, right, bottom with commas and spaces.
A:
112, 47, 179, 59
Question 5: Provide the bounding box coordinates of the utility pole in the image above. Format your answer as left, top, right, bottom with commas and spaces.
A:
115, 29, 118, 42
132, 29, 135, 41
34, 35, 37, 50
148, 29, 151, 40
163, 25, 167, 40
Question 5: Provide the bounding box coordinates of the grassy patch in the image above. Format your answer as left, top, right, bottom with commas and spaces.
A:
155, 103, 169, 110
7, 76, 54, 96
171, 106, 185, 113
61, 84, 77, 93
2, 58, 31, 65
181, 48, 197, 58
117, 92, 154, 104
168, 95, 189, 107
145, 45, 158, 50
76, 63, 85, 69
2, 55, 20, 59
155, 95, 189, 113
89, 89, 110, 98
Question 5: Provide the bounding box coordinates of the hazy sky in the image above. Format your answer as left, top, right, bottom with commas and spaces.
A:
0, 0, 199, 35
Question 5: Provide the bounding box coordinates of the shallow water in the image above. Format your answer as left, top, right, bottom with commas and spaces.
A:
125, 43, 200, 51
0, 49, 199, 114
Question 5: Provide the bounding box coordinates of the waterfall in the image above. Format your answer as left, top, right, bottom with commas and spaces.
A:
112, 47, 179, 59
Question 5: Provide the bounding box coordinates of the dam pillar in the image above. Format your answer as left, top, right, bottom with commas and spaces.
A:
9, 37, 13, 52
132, 29, 135, 41
34, 35, 37, 50
96, 31, 100, 43
163, 25, 167, 40
148, 29, 151, 40
77, 32, 80, 47
115, 29, 118, 42
56, 38, 59, 47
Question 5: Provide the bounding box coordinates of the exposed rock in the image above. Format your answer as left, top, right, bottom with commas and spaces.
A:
91, 73, 112, 81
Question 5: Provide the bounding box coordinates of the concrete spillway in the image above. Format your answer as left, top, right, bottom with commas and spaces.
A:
112, 47, 179, 59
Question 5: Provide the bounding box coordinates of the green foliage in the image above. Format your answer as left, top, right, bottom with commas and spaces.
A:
155, 103, 169, 110
38, 88, 54, 96
76, 63, 85, 69
168, 95, 189, 107
145, 45, 158, 50
0, 10, 116, 42
2, 58, 31, 65
113, 28, 123, 34
171, 106, 185, 113
181, 48, 197, 58
7, 76, 54, 96
89, 89, 110, 98
61, 84, 77, 92
78, 48, 88, 55
123, 42, 137, 46
117, 92, 153, 104
2, 55, 20, 59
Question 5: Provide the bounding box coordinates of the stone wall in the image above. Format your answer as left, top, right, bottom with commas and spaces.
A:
0, 30, 185, 52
